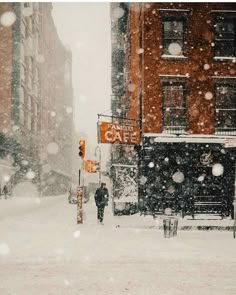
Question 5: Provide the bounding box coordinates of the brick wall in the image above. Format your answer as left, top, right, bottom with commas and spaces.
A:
128, 2, 236, 135
0, 3, 13, 133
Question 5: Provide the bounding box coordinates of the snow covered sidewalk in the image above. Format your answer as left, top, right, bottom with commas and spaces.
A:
0, 195, 236, 295
83, 200, 235, 231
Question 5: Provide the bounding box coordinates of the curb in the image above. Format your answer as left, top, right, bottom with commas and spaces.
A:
115, 225, 235, 231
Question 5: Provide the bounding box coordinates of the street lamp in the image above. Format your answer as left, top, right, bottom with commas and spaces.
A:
95, 145, 101, 186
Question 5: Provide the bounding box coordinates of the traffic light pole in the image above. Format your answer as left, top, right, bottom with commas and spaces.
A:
95, 145, 101, 186
78, 169, 81, 186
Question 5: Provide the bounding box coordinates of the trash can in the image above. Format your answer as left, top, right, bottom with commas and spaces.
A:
163, 217, 178, 238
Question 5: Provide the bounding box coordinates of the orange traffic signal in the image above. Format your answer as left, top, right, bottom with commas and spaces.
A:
78, 140, 85, 158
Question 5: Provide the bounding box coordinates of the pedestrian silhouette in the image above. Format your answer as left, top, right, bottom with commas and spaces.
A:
2, 185, 8, 199
94, 182, 109, 224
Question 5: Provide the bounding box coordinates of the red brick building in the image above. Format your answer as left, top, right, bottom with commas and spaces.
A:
111, 3, 236, 218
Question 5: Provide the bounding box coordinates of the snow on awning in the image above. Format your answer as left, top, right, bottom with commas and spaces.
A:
143, 133, 236, 144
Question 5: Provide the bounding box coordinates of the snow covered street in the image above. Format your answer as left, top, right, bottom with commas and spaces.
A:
0, 195, 236, 295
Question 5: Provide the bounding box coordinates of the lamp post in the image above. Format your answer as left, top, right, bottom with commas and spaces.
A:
95, 145, 101, 186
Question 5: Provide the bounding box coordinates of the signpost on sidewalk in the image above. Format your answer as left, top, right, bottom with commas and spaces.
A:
77, 186, 83, 224
233, 200, 236, 239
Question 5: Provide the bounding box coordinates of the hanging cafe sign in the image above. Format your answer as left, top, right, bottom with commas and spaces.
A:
98, 121, 140, 145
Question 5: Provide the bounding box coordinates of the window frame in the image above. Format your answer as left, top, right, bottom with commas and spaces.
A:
161, 16, 187, 58
214, 16, 236, 58
161, 81, 187, 134
214, 82, 236, 134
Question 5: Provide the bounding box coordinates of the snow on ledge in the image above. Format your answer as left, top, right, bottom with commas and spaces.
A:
159, 74, 189, 78
210, 10, 236, 13
158, 9, 191, 12
143, 133, 236, 143
161, 54, 188, 59
211, 75, 236, 79
214, 56, 236, 61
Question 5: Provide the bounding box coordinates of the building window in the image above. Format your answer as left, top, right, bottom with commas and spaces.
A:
20, 85, 25, 104
34, 103, 38, 132
162, 18, 186, 57
27, 96, 33, 130
20, 64, 25, 84
214, 17, 236, 57
19, 106, 24, 125
162, 82, 186, 133
215, 83, 236, 134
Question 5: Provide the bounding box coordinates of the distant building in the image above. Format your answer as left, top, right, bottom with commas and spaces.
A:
0, 2, 74, 195
110, 2, 236, 218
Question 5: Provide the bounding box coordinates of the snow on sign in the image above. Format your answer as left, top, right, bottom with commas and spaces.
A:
98, 121, 140, 144
225, 138, 236, 148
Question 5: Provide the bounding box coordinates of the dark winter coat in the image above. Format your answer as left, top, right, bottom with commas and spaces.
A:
94, 187, 109, 207
2, 185, 8, 194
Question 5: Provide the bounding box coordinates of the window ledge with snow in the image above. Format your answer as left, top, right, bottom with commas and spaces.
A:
161, 55, 188, 60
214, 56, 236, 62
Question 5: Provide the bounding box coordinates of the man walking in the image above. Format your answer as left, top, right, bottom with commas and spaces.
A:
2, 185, 8, 200
94, 182, 109, 224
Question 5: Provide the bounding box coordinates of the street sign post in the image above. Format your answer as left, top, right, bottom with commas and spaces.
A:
84, 160, 97, 173
77, 186, 83, 224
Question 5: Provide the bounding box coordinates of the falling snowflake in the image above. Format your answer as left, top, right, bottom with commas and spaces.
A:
136, 48, 144, 54
140, 176, 147, 185
172, 171, 185, 183
112, 7, 124, 19
168, 43, 182, 55
197, 175, 205, 182
205, 92, 213, 100
128, 83, 136, 92
0, 243, 10, 257
64, 279, 71, 286
0, 11, 16, 27
148, 162, 154, 168
204, 64, 210, 70
212, 163, 224, 176
73, 230, 81, 238
25, 170, 36, 180
66, 106, 73, 114
50, 111, 56, 117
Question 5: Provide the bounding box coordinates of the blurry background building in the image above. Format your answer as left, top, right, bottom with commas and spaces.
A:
0, 2, 75, 195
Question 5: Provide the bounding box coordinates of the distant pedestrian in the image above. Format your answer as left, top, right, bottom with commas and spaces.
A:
2, 185, 8, 199
94, 182, 109, 224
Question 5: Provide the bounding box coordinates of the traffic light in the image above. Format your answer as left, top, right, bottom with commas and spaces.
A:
78, 140, 85, 158
95, 161, 100, 172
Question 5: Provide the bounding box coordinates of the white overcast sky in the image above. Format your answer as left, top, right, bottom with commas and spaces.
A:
52, 2, 111, 151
